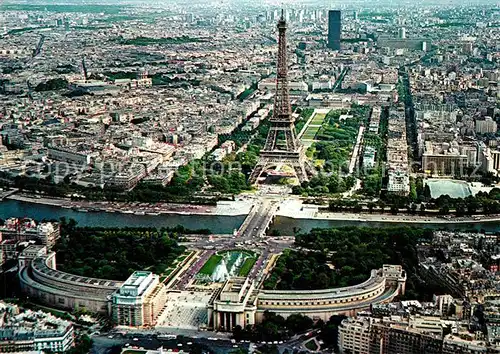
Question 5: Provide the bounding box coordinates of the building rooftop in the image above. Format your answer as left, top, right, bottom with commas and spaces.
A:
0, 302, 73, 342
117, 271, 156, 298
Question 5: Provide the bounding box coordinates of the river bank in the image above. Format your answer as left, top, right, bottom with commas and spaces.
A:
270, 215, 500, 234
312, 211, 496, 224
2, 195, 499, 235
7, 194, 253, 216
0, 198, 246, 234
276, 198, 500, 224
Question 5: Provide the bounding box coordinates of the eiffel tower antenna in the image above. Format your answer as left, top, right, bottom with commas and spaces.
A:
249, 12, 310, 184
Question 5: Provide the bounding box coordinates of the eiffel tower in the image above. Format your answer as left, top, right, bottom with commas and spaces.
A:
249, 11, 309, 184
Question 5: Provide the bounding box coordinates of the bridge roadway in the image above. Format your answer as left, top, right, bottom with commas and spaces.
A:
237, 198, 280, 240
169, 196, 287, 290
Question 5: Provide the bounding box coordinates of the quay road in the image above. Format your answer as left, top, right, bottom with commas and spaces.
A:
0, 188, 18, 200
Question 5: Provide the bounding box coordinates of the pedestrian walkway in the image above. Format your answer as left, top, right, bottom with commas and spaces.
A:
156, 291, 212, 330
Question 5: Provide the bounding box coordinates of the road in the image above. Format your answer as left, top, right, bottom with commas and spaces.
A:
333, 67, 349, 92
348, 125, 365, 175
91, 331, 249, 354
0, 188, 19, 200
91, 196, 295, 353
238, 198, 278, 240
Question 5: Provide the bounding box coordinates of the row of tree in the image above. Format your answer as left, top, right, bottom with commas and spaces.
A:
264, 226, 444, 301
292, 173, 356, 196
55, 218, 189, 280
360, 107, 389, 197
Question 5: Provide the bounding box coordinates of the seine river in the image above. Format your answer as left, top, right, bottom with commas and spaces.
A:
0, 199, 499, 234
0, 199, 245, 234
270, 216, 500, 234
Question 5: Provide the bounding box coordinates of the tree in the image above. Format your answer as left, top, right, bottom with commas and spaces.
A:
466, 198, 478, 215
230, 349, 249, 354
265, 226, 437, 300
378, 200, 386, 213
55, 221, 187, 280
363, 174, 381, 196
319, 315, 347, 350
439, 205, 450, 215
67, 334, 92, 354
285, 314, 313, 334
423, 184, 432, 200
258, 345, 280, 354
456, 203, 466, 216
232, 325, 244, 342
409, 177, 418, 201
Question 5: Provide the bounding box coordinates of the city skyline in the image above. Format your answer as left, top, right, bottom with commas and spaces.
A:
0, 0, 498, 353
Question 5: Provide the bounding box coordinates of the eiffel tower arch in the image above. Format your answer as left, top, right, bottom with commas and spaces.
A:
249, 11, 310, 184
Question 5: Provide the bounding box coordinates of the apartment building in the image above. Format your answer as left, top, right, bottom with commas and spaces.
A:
475, 117, 497, 135
0, 218, 60, 249
340, 316, 444, 354
0, 302, 74, 353
338, 316, 372, 354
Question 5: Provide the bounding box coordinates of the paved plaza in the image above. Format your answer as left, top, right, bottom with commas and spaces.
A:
156, 291, 212, 330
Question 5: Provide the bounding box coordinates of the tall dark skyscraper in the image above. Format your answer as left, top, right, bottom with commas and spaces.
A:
328, 10, 341, 50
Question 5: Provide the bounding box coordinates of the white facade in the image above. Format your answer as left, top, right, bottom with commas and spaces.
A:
0, 304, 74, 353
47, 147, 91, 165
112, 271, 167, 327
339, 317, 372, 354
475, 117, 497, 134
387, 170, 410, 195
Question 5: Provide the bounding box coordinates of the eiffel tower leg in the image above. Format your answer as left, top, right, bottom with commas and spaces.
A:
304, 160, 316, 177
293, 164, 308, 183
249, 161, 266, 185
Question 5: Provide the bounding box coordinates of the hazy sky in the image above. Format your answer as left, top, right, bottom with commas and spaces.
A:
3, 0, 499, 5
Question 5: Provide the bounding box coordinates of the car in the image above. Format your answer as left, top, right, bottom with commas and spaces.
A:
108, 335, 113, 339
133, 338, 138, 341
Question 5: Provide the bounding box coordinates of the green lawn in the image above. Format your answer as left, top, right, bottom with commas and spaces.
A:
238, 257, 257, 276
310, 113, 326, 125
198, 255, 223, 275
302, 126, 321, 140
